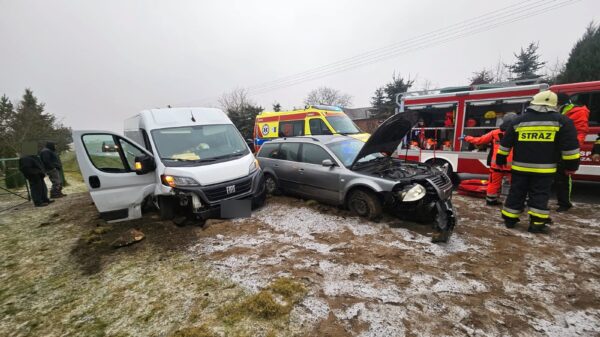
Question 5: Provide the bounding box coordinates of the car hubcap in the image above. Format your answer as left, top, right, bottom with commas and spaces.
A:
266, 177, 276, 194
352, 198, 368, 215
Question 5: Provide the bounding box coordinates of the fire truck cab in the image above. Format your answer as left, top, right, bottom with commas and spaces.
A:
395, 81, 600, 182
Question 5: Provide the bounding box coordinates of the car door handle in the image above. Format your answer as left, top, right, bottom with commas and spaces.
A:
89, 175, 101, 189
298, 168, 304, 173
274, 164, 279, 167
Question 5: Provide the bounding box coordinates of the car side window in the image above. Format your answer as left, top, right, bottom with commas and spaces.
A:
309, 119, 332, 135
82, 134, 127, 173
301, 143, 332, 165
118, 138, 145, 170
279, 121, 304, 137
257, 143, 280, 159
279, 143, 300, 161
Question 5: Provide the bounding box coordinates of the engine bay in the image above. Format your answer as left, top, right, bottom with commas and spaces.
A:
359, 157, 435, 180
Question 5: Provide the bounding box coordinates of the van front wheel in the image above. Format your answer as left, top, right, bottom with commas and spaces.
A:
158, 196, 175, 220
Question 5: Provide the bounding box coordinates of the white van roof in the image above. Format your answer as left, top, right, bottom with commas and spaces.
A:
135, 107, 232, 130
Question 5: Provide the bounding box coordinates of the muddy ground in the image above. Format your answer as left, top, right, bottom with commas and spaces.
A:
1, 184, 599, 337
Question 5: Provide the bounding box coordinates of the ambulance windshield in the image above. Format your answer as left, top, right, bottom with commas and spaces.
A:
326, 115, 361, 135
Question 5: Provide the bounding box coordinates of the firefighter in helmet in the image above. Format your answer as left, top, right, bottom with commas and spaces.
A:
553, 93, 589, 212
496, 91, 580, 233
462, 112, 518, 206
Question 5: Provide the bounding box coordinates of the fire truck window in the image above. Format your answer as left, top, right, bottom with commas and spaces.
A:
279, 121, 304, 137
571, 91, 600, 126
404, 107, 455, 151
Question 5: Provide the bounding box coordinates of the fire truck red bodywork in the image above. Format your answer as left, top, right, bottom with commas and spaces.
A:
397, 81, 600, 182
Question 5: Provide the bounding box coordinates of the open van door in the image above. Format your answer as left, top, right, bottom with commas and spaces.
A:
73, 130, 157, 222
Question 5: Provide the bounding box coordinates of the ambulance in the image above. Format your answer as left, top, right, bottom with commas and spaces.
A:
395, 81, 600, 182
253, 105, 370, 152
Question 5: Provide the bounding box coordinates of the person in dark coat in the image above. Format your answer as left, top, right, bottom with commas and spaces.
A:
39, 141, 66, 198
18, 155, 52, 207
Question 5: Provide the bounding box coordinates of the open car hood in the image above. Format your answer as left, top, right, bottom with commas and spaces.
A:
350, 111, 418, 170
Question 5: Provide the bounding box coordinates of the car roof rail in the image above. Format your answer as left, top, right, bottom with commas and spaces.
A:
282, 136, 320, 142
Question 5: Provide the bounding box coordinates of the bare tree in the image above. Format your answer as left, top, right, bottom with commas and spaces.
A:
218, 87, 253, 113
218, 88, 263, 139
545, 58, 565, 84
492, 58, 508, 83
418, 78, 436, 94
303, 87, 352, 107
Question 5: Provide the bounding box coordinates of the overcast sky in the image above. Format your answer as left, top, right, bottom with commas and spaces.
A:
1, 0, 598, 132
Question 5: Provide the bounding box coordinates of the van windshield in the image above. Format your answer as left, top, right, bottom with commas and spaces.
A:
325, 115, 361, 134
151, 124, 249, 166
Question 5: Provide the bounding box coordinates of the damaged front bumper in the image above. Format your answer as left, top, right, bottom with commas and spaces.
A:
172, 169, 265, 219
389, 172, 456, 243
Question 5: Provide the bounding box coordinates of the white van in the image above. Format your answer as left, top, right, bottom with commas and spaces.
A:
73, 107, 266, 222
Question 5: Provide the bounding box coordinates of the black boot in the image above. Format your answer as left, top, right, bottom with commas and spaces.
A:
528, 224, 549, 234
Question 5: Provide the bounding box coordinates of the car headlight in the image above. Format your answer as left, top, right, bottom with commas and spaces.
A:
399, 184, 426, 202
161, 175, 200, 187
249, 159, 260, 173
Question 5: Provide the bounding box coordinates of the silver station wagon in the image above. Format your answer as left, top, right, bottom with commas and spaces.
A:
256, 113, 456, 242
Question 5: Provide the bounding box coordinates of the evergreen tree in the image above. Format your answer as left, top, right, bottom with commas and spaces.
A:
506, 42, 546, 80
370, 88, 386, 115
558, 22, 600, 83
2, 89, 71, 156
370, 73, 414, 118
272, 102, 282, 112
0, 95, 16, 157
469, 69, 494, 85
227, 104, 263, 140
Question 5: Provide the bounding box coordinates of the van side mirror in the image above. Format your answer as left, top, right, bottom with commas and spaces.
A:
134, 154, 156, 175
322, 159, 335, 167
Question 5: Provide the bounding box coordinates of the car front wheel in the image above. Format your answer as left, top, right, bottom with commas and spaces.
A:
347, 189, 382, 221
264, 174, 281, 195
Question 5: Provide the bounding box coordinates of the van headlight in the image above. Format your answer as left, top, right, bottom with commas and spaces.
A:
249, 159, 260, 173
399, 184, 426, 202
161, 175, 200, 187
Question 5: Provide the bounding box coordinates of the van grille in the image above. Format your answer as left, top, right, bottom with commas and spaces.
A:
202, 177, 253, 202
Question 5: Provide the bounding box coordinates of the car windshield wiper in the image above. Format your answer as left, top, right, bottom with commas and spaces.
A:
210, 152, 246, 160
160, 157, 198, 162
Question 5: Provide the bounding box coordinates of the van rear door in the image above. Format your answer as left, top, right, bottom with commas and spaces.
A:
73, 130, 156, 222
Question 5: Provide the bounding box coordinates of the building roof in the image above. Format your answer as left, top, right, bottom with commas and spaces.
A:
344, 107, 372, 120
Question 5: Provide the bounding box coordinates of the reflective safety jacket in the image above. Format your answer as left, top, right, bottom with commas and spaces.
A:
594, 135, 600, 156
496, 109, 580, 175
562, 104, 589, 147
465, 129, 512, 171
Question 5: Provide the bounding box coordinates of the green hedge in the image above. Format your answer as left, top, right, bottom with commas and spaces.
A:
3, 160, 26, 189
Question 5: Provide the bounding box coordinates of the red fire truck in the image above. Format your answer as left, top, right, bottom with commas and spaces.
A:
395, 81, 600, 181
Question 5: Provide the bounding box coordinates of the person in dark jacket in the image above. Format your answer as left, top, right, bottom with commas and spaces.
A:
496, 91, 580, 233
39, 141, 65, 198
553, 93, 589, 212
18, 154, 52, 207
